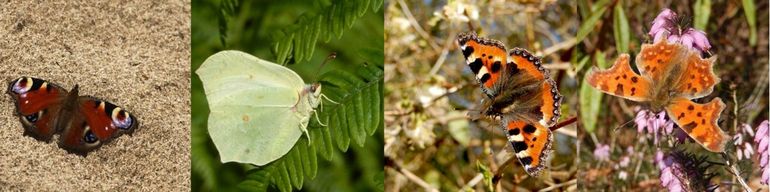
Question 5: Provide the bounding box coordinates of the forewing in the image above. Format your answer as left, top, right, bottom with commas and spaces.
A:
457, 32, 508, 97
587, 54, 653, 102
196, 50, 306, 107
672, 53, 720, 99
636, 40, 688, 83
6, 77, 68, 141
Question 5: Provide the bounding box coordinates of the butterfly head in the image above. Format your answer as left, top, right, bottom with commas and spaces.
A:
303, 83, 323, 109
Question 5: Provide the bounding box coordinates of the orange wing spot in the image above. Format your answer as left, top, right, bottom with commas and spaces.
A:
504, 119, 552, 176
673, 53, 720, 99
666, 98, 728, 152
587, 54, 652, 102
637, 40, 688, 82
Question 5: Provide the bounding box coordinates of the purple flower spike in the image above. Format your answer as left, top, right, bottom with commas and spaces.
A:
648, 8, 712, 53
685, 29, 711, 51
593, 144, 611, 162
649, 9, 677, 37
755, 120, 769, 184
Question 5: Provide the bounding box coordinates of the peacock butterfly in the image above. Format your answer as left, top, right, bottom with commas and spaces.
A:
6, 77, 138, 156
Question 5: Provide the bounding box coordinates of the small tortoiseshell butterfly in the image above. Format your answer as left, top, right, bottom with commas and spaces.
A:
7, 77, 138, 156
457, 32, 563, 176
587, 40, 727, 152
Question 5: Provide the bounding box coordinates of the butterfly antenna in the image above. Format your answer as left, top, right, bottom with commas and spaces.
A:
613, 118, 635, 132
320, 94, 338, 106
318, 52, 337, 72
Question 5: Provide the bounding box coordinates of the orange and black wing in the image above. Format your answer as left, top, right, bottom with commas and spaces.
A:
457, 32, 508, 98
503, 118, 552, 177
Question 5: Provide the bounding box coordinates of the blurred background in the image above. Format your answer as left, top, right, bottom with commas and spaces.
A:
384, 0, 579, 191
191, 0, 384, 191
575, 0, 769, 191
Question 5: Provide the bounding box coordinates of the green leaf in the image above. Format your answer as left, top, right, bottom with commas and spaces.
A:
612, 2, 630, 53
577, 6, 607, 43
238, 169, 270, 191
693, 0, 712, 31
477, 161, 494, 192
742, 0, 757, 46
580, 52, 607, 133
373, 171, 384, 192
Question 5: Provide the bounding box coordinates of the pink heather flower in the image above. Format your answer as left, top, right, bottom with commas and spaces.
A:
755, 120, 769, 184
593, 144, 611, 162
657, 154, 685, 192
648, 8, 711, 53
619, 156, 630, 167
634, 109, 675, 144
733, 123, 755, 160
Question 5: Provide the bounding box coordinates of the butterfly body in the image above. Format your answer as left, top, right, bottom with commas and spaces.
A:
587, 40, 727, 152
457, 32, 562, 176
7, 77, 138, 156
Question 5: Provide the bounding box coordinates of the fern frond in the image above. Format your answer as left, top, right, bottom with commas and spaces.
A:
271, 0, 380, 64
217, 0, 240, 47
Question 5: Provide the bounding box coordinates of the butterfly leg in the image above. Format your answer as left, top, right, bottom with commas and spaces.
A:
299, 116, 312, 144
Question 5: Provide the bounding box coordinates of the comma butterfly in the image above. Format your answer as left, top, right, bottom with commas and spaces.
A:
587, 40, 727, 152
457, 32, 562, 176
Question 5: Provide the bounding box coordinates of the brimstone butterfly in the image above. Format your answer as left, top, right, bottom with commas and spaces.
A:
196, 50, 333, 165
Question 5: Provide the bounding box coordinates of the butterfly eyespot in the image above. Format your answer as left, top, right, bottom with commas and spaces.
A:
83, 130, 98, 144
110, 110, 132, 130
24, 112, 40, 123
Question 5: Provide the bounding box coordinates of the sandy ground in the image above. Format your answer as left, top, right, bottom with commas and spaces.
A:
0, 1, 190, 191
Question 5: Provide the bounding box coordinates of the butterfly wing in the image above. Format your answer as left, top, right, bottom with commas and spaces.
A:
6, 77, 68, 141
457, 32, 508, 97
671, 53, 720, 99
508, 48, 562, 126
587, 54, 653, 102
196, 50, 314, 165
636, 40, 689, 83
58, 97, 138, 155
503, 117, 552, 177
208, 103, 303, 165
666, 98, 727, 152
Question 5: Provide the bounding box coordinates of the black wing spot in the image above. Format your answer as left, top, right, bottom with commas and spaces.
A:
523, 124, 536, 134
469, 58, 483, 74
512, 141, 528, 151
462, 46, 475, 58
519, 156, 533, 165
508, 128, 520, 136
479, 74, 491, 84
491, 61, 502, 73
